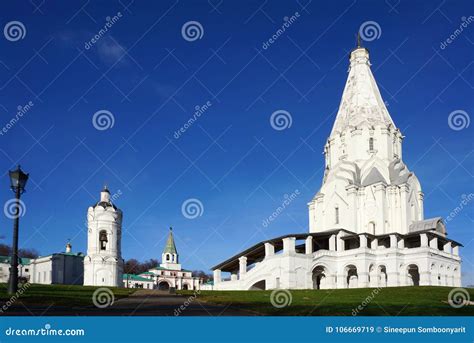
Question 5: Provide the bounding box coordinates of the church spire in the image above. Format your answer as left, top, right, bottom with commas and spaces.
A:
330, 40, 395, 137
163, 227, 178, 255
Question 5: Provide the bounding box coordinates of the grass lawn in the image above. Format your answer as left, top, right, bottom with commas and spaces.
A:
179, 286, 474, 316
0, 283, 136, 307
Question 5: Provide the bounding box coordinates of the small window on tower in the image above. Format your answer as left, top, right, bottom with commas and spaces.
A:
369, 222, 376, 235
335, 207, 340, 224
369, 137, 374, 151
99, 230, 108, 251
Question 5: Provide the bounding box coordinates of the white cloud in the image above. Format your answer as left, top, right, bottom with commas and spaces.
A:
97, 37, 128, 66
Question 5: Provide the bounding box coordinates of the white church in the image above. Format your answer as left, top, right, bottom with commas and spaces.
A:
124, 228, 201, 290
83, 186, 200, 290
84, 186, 123, 287
211, 43, 462, 290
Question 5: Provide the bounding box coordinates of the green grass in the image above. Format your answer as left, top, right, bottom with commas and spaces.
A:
178, 286, 474, 316
0, 283, 136, 307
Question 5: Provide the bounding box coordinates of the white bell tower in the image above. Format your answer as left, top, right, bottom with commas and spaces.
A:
84, 186, 123, 287
160, 227, 181, 270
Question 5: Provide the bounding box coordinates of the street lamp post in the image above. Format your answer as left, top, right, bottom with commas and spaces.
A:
7, 165, 29, 294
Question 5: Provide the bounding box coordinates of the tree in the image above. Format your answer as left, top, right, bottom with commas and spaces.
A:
192, 270, 212, 282
141, 259, 159, 272
0, 244, 11, 256
0, 244, 39, 258
123, 258, 159, 274
124, 259, 141, 274
18, 248, 39, 259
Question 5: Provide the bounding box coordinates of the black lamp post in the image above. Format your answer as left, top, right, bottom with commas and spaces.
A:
7, 165, 29, 294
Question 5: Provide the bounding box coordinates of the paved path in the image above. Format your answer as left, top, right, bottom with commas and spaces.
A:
2, 290, 255, 316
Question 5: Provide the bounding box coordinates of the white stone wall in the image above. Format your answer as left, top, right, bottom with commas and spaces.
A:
308, 125, 423, 236
0, 262, 30, 283
213, 235, 461, 290
146, 266, 200, 290
30, 257, 53, 284
123, 279, 154, 289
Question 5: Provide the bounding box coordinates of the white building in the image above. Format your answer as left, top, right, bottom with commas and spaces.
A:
84, 186, 123, 287
123, 228, 201, 290
0, 243, 84, 285
0, 256, 31, 283
123, 273, 155, 289
211, 43, 462, 290
29, 242, 84, 285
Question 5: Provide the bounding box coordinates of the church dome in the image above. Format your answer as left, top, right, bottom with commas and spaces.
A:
91, 185, 118, 210
93, 201, 117, 210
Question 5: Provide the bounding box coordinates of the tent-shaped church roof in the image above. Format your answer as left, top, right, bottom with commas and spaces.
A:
163, 227, 177, 255
330, 44, 395, 137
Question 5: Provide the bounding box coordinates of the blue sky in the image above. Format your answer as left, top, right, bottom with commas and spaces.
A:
0, 1, 473, 283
